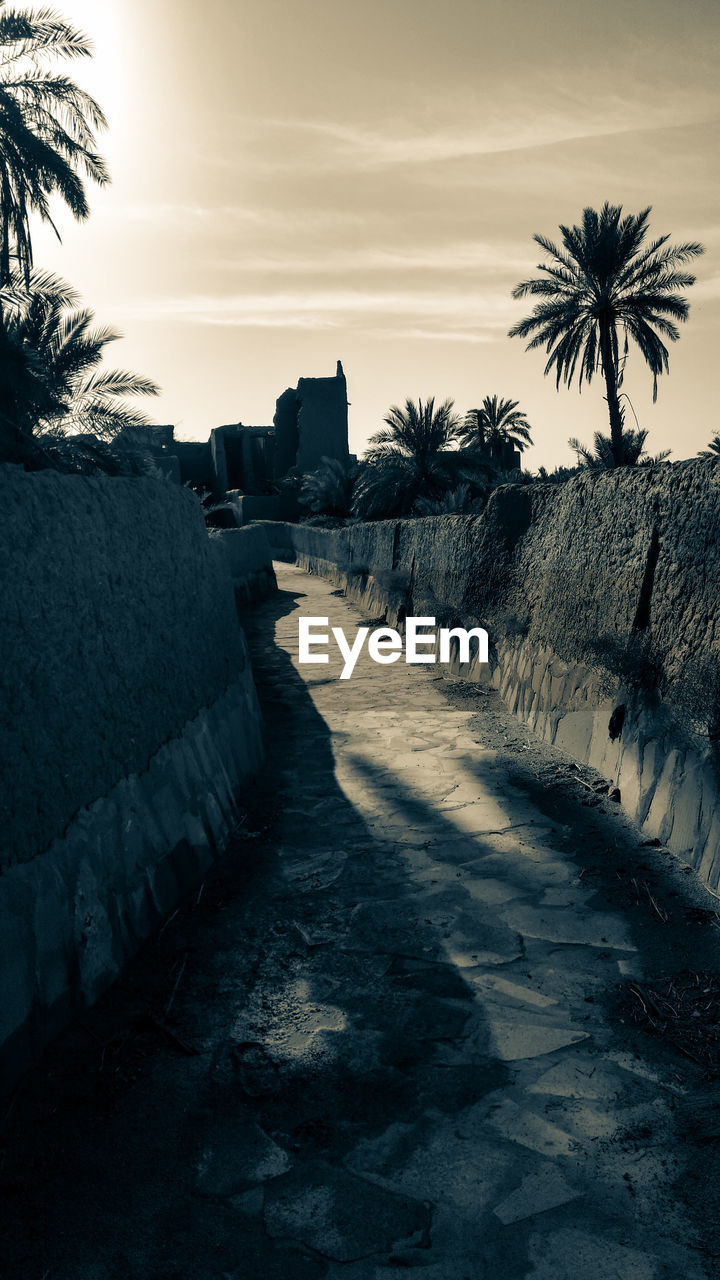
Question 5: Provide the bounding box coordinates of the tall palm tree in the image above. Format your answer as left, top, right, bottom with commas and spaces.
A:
0, 3, 108, 288
699, 435, 720, 458
458, 395, 533, 461
352, 397, 484, 519
6, 272, 158, 455
508, 204, 703, 465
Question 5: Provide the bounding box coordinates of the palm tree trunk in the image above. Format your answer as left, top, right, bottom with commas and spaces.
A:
600, 319, 623, 465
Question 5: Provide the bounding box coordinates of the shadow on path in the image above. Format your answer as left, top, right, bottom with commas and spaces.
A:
0, 586, 503, 1278
0, 577, 717, 1278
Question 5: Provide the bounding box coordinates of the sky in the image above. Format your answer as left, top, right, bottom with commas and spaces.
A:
32, 0, 720, 468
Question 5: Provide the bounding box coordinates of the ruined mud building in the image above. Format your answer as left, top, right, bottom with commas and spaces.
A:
124, 362, 351, 524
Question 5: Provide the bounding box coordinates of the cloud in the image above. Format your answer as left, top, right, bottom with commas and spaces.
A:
96, 198, 380, 235
117, 285, 516, 338
369, 326, 495, 344
208, 241, 529, 277
248, 94, 720, 175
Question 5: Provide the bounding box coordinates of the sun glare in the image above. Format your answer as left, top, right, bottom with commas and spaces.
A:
63, 1, 124, 145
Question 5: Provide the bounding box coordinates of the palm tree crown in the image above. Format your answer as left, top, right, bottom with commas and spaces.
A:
458, 395, 533, 459
569, 426, 670, 471
0, 3, 108, 286
366, 396, 460, 465
353, 397, 462, 519
508, 204, 703, 465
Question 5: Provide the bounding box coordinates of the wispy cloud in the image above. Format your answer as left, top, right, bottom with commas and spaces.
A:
118, 286, 515, 338
209, 241, 529, 277
97, 200, 374, 233
248, 95, 720, 174
370, 326, 495, 344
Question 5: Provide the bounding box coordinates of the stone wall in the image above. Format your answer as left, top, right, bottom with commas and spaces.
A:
0, 467, 264, 1088
211, 525, 278, 605
263, 459, 720, 894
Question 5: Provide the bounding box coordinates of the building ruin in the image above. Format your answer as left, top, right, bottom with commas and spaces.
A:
121, 362, 351, 524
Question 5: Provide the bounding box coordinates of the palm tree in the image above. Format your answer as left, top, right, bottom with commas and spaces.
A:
352, 397, 490, 520
299, 456, 357, 519
569, 424, 671, 471
699, 435, 720, 458
413, 482, 487, 517
0, 4, 108, 288
5, 272, 158, 462
508, 204, 704, 466
458, 395, 532, 462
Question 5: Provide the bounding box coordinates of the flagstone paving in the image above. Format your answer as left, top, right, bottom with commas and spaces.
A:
1, 563, 719, 1278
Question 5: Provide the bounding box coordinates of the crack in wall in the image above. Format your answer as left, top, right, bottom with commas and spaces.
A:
632, 524, 661, 634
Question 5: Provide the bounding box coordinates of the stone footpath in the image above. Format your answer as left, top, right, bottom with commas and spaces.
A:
1, 564, 718, 1279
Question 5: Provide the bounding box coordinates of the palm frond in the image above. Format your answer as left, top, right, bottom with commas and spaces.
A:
3, 276, 160, 453
80, 369, 160, 399
0, 8, 107, 285
0, 8, 94, 63
413, 483, 487, 517
699, 435, 720, 458
299, 456, 357, 517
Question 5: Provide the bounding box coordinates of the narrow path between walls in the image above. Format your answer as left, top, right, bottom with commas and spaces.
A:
1, 563, 719, 1279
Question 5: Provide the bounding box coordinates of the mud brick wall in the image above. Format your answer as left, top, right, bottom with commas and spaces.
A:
0, 467, 265, 1089
211, 524, 278, 605
295, 370, 350, 473
0, 469, 249, 869
264, 458, 720, 893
